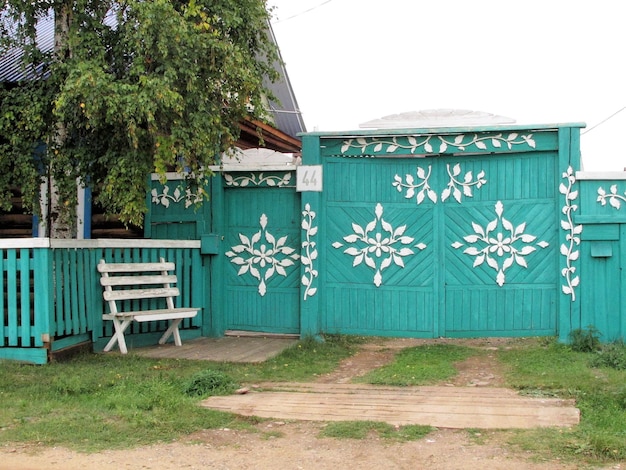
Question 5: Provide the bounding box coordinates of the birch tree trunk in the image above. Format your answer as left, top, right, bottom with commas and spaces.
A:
48, 3, 75, 239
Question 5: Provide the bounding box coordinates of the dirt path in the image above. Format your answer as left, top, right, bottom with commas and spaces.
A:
316, 337, 508, 386
0, 338, 606, 469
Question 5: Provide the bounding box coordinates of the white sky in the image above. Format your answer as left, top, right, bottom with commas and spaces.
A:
269, 0, 626, 171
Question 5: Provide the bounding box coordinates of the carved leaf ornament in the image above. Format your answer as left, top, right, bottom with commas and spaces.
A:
226, 214, 300, 296
151, 184, 204, 209
224, 172, 292, 187
341, 132, 536, 155
597, 184, 626, 209
301, 203, 319, 299
452, 201, 549, 286
393, 163, 487, 204
560, 167, 582, 300
332, 203, 427, 287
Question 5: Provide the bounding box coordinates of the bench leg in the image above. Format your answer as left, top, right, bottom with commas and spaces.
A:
158, 318, 183, 346
104, 318, 132, 354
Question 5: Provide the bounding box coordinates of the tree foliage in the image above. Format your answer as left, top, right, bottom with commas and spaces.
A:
0, 0, 278, 228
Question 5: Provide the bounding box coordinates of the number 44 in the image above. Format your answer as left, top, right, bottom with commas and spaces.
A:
297, 165, 323, 192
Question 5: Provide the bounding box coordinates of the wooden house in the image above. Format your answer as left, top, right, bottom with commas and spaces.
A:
0, 11, 305, 238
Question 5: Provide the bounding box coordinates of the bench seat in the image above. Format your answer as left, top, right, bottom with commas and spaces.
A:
103, 308, 199, 322
98, 258, 200, 354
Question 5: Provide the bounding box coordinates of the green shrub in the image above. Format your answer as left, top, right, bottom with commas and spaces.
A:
183, 370, 238, 397
590, 341, 626, 370
569, 326, 602, 352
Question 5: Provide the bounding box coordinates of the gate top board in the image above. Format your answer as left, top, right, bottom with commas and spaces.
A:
298, 121, 591, 342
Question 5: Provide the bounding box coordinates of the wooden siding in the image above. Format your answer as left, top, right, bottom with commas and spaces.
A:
0, 188, 33, 238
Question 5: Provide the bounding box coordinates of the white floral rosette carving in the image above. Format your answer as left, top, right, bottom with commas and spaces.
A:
452, 201, 549, 286
226, 214, 300, 296
332, 203, 426, 287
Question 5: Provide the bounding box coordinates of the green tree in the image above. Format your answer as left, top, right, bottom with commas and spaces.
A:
0, 0, 278, 234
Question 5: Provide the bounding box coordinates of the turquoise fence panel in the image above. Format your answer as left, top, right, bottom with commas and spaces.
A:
442, 150, 559, 337
146, 173, 211, 239
147, 173, 215, 336
6, 249, 17, 345
1, 241, 52, 364
49, 246, 101, 343
1, 239, 205, 363
324, 157, 436, 336
303, 123, 583, 340
0, 249, 3, 343
575, 172, 626, 341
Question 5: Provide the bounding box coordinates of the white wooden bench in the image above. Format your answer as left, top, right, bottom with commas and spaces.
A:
98, 258, 199, 354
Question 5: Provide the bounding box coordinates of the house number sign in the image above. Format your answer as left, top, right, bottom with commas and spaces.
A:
296, 165, 323, 192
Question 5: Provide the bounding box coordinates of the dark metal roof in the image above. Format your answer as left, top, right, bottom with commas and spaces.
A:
265, 22, 306, 138
0, 10, 305, 139
0, 10, 54, 82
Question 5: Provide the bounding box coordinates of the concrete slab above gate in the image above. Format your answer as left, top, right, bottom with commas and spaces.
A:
359, 109, 516, 129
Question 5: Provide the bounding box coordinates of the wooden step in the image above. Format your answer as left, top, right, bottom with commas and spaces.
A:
224, 330, 300, 339
201, 382, 580, 429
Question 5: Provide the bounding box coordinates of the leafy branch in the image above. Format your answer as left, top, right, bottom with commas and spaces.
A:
559, 166, 582, 300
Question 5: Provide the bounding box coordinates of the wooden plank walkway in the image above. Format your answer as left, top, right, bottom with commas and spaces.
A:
134, 336, 580, 430
201, 382, 580, 430
134, 336, 298, 362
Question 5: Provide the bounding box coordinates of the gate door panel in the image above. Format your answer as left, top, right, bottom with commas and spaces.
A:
441, 151, 559, 336
444, 200, 557, 336
223, 184, 301, 334
323, 159, 437, 337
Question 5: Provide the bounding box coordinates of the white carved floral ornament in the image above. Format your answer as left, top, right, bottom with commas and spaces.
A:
597, 184, 626, 209
301, 203, 318, 299
225, 214, 300, 296
151, 185, 204, 209
341, 132, 536, 155
560, 167, 582, 300
452, 201, 549, 286
332, 203, 426, 287
223, 172, 292, 187
393, 163, 487, 204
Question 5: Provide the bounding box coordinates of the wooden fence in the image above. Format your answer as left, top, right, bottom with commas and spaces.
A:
575, 172, 626, 341
0, 239, 204, 364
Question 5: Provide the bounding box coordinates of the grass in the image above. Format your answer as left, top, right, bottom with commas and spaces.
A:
356, 343, 474, 385
356, 336, 626, 465
497, 338, 626, 464
0, 334, 361, 451
2, 333, 626, 466
215, 334, 367, 383
320, 420, 433, 441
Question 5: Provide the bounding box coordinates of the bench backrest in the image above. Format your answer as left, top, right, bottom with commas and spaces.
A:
98, 258, 178, 314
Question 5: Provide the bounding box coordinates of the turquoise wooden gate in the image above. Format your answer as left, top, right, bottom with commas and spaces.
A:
300, 124, 583, 339
219, 172, 301, 334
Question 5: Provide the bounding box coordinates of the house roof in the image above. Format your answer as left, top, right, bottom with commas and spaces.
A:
0, 10, 55, 82
0, 10, 305, 141
264, 23, 306, 140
